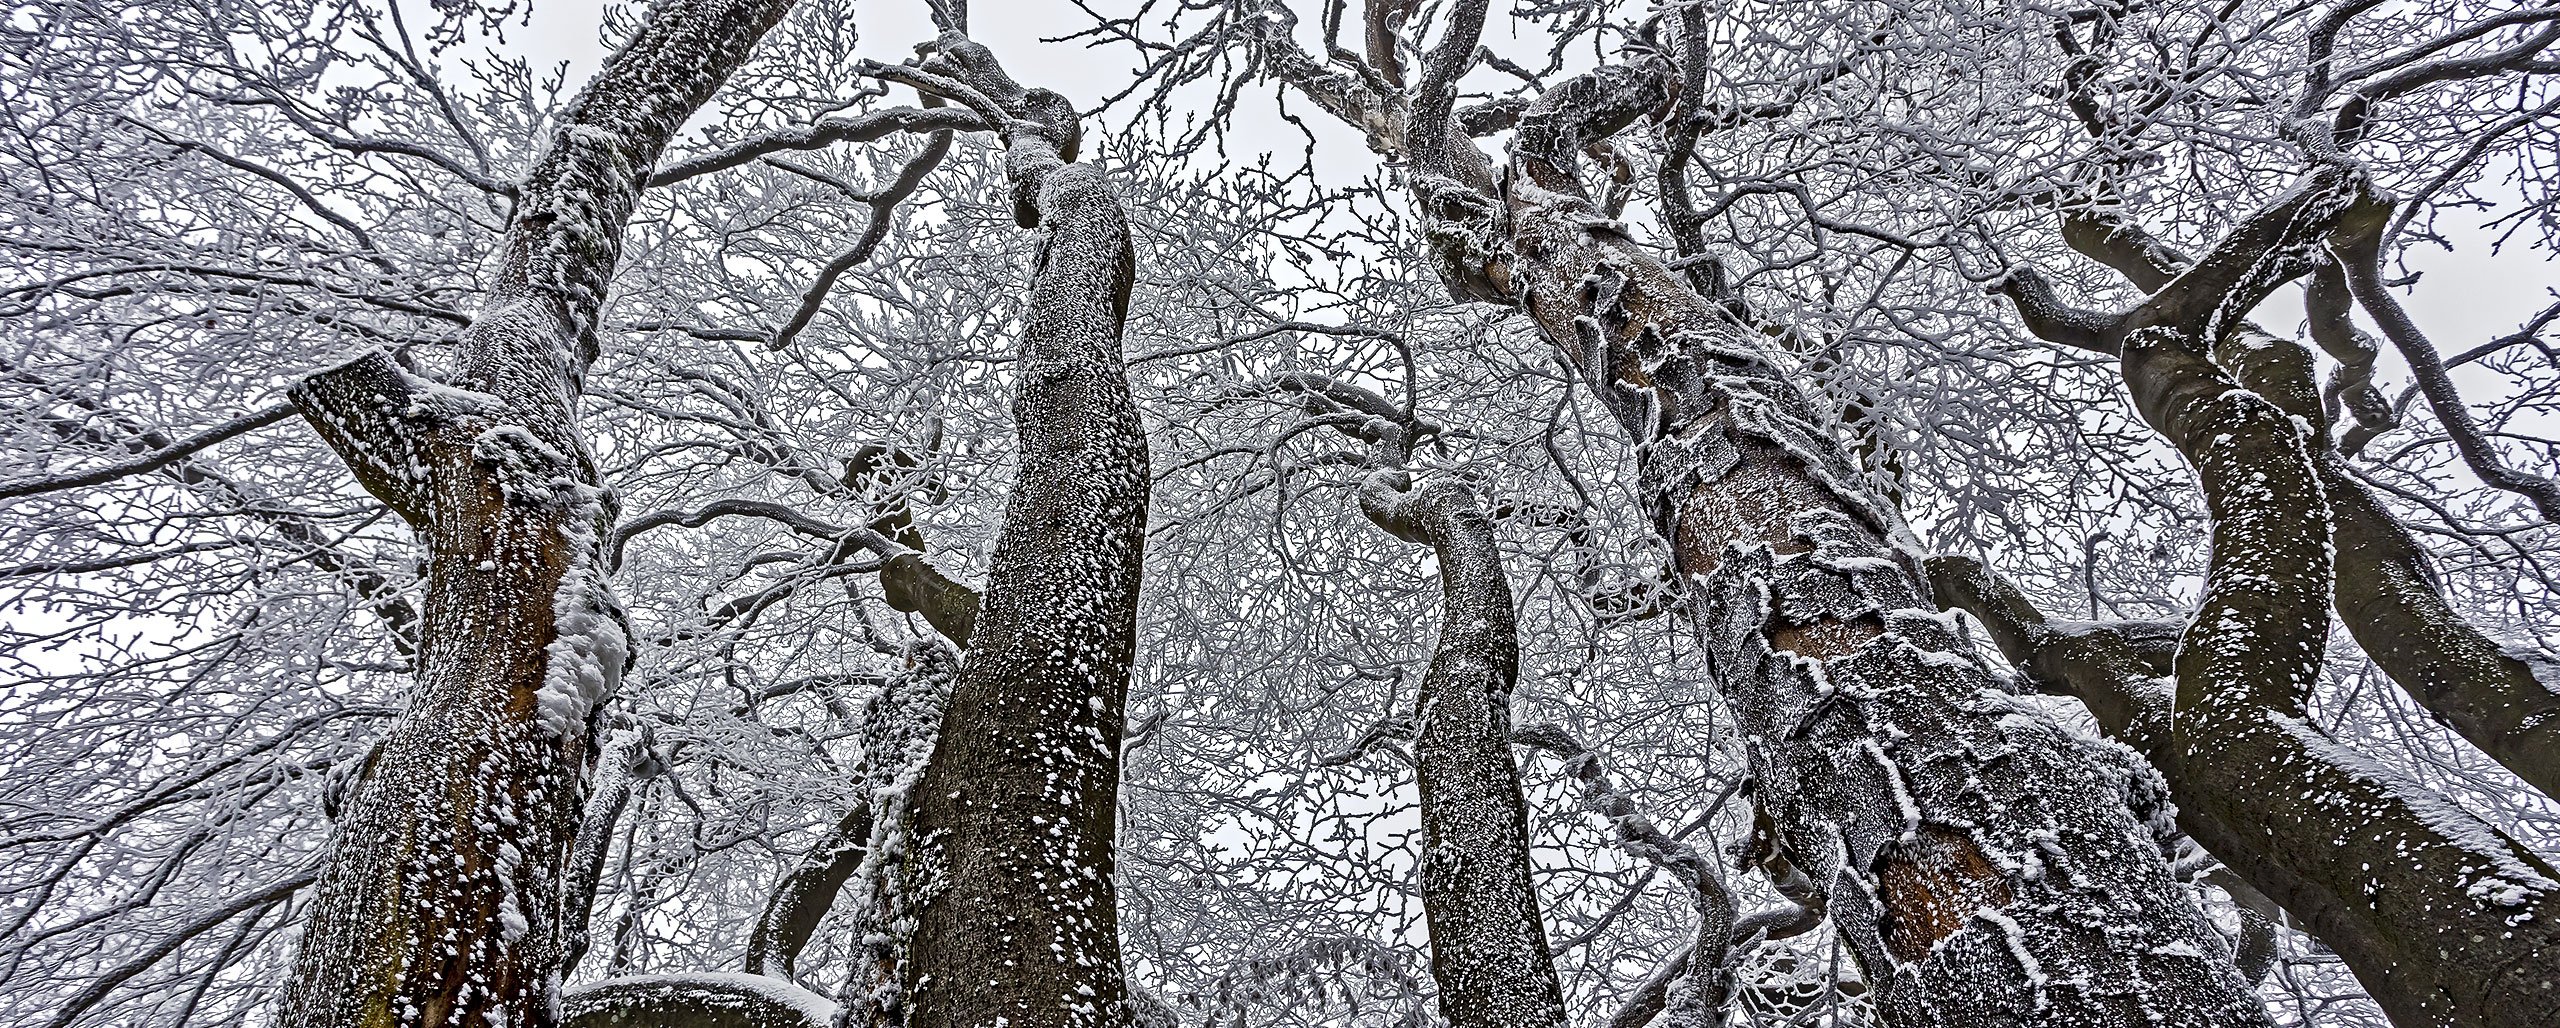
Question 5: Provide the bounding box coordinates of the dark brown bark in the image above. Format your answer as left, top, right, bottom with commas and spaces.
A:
884, 33, 1149, 1028
1991, 167, 2560, 1028
1240, 10, 2273, 1024
278, 3, 796, 1025
1276, 373, 1576, 1024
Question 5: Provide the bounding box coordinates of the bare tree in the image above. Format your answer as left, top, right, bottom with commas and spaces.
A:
1203, 3, 2275, 1021
278, 2, 798, 1024
1276, 374, 1570, 1028
8, 3, 2559, 1027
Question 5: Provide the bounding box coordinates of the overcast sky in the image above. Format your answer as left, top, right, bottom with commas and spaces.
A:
500, 0, 2554, 420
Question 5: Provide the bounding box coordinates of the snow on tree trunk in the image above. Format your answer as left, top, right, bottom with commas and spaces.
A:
1992, 167, 2560, 1028
1307, 36, 2273, 1026
1358, 468, 1570, 1028
745, 646, 955, 1020
883, 33, 1149, 1028
278, 3, 795, 1026
561, 972, 836, 1028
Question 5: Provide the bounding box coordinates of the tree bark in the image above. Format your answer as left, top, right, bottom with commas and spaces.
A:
1932, 551, 2560, 1028
278, 3, 794, 1025
884, 33, 1150, 1028
1240, 9, 2275, 1022
1358, 469, 1570, 1028
2055, 206, 2560, 801
1993, 166, 2560, 1028
561, 973, 834, 1028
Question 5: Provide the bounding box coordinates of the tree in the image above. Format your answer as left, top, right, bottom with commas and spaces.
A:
860, 24, 1154, 1028
1194, 3, 2276, 1022
277, 2, 800, 1025
6, 3, 2558, 1027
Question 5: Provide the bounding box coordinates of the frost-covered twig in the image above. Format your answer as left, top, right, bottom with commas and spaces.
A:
2330, 209, 2560, 522
648, 104, 984, 185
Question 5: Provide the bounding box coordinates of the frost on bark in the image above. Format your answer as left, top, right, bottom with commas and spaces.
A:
1289, 378, 1569, 1028
745, 645, 956, 1024
2046, 204, 2560, 802
560, 972, 835, 1028
1991, 166, 2560, 1028
873, 32, 1150, 1028
277, 2, 795, 1025
1242, 8, 2271, 1024
1370, 473, 1568, 1028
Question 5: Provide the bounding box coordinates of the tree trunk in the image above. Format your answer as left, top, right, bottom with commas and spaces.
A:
1358, 470, 1570, 1028
1238, 11, 2272, 1019
887, 33, 1150, 1028
1384, 32, 2273, 1026
279, 3, 794, 1025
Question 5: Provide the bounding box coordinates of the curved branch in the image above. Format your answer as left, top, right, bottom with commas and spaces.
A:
648, 106, 985, 186
0, 401, 292, 502
610, 499, 850, 571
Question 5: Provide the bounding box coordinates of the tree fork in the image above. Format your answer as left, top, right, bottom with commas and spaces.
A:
2047, 204, 2560, 800
1423, 30, 2269, 1028
279, 2, 798, 1025
1994, 165, 2560, 1028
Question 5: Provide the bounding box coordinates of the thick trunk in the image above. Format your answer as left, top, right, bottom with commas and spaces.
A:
1500, 198, 2264, 1028
1359, 472, 1569, 1028
890, 33, 1149, 1028
1239, 14, 2269, 1020
1932, 552, 2560, 1028
279, 3, 794, 1025
1434, 56, 2273, 1028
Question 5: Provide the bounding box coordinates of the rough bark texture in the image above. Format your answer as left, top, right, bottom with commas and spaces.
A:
888, 33, 1149, 1028
1932, 552, 2560, 1028
1240, 10, 2275, 1023
745, 648, 953, 1022
1358, 471, 1569, 1028
1994, 167, 2560, 1028
278, 3, 794, 1025
2056, 206, 2560, 801
1473, 54, 2268, 1028
560, 973, 834, 1028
